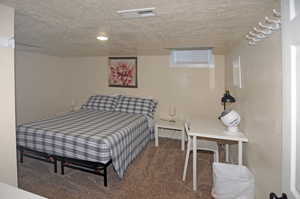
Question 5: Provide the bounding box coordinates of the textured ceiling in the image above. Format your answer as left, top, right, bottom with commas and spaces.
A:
0, 0, 278, 56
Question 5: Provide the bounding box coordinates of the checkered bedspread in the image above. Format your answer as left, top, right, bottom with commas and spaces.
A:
16, 109, 151, 178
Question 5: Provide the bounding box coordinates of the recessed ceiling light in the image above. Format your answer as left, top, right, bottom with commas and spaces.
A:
97, 34, 109, 41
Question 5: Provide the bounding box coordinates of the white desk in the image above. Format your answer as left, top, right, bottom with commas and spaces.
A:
189, 118, 248, 191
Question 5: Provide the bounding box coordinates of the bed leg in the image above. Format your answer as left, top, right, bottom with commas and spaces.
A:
61, 159, 65, 175
104, 166, 108, 187
54, 158, 57, 173
20, 147, 24, 163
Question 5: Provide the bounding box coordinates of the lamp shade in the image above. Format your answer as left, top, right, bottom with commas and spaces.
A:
221, 90, 236, 103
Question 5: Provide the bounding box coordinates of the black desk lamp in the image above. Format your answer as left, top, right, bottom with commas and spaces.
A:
221, 90, 236, 110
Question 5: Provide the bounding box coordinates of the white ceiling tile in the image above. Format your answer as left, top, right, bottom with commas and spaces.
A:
0, 0, 279, 56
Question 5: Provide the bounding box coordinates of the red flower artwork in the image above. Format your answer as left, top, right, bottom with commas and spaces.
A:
109, 57, 137, 88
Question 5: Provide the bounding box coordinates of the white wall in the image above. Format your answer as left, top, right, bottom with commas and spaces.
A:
225, 33, 282, 198
64, 55, 225, 120
0, 4, 18, 186
15, 53, 225, 125
15, 51, 72, 124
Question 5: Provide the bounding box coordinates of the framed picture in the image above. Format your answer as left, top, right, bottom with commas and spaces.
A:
108, 57, 138, 88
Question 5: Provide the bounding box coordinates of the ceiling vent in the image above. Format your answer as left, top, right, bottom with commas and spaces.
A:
117, 7, 156, 18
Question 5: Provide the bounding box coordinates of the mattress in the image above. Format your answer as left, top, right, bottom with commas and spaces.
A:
16, 109, 151, 178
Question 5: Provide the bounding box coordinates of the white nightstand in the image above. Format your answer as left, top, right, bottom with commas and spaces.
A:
155, 119, 185, 151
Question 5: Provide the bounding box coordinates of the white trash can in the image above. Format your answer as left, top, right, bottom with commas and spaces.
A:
212, 163, 255, 199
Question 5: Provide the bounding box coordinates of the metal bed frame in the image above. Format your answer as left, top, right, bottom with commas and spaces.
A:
18, 146, 58, 173
58, 156, 112, 187
18, 146, 112, 187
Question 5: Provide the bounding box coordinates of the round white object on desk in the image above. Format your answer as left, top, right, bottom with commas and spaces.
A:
220, 110, 241, 133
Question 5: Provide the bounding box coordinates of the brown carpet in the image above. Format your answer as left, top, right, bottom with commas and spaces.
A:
18, 139, 215, 199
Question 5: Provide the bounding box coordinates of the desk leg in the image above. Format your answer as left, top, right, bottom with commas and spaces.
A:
181, 129, 185, 151
238, 141, 243, 165
225, 144, 229, 162
155, 126, 159, 147
193, 135, 197, 191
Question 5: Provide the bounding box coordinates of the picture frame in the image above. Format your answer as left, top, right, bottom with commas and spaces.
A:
108, 57, 138, 88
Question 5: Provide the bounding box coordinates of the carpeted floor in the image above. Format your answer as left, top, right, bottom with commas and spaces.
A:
18, 139, 215, 199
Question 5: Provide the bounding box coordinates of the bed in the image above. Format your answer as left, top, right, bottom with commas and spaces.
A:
16, 95, 157, 185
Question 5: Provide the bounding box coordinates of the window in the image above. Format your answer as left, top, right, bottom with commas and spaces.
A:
170, 48, 214, 68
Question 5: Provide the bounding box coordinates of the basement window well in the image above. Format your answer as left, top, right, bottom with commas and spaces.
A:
170, 48, 214, 68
